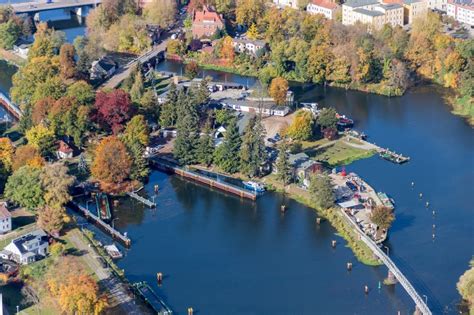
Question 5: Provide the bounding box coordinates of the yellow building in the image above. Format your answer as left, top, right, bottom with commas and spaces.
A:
342, 0, 404, 30
403, 0, 428, 24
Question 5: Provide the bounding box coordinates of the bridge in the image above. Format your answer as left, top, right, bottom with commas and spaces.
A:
0, 92, 22, 120
9, 0, 101, 16
340, 209, 432, 315
126, 191, 156, 208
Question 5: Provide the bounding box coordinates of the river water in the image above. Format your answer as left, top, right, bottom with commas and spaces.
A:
0, 45, 472, 313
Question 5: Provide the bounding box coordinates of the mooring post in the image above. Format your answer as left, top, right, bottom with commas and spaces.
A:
331, 240, 337, 248
364, 285, 369, 294
281, 205, 286, 212
316, 217, 321, 224
346, 262, 352, 271
157, 272, 163, 285
188, 307, 193, 315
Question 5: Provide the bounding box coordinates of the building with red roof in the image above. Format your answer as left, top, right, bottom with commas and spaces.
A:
192, 6, 225, 39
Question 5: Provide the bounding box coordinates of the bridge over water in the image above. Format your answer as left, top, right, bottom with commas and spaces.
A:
0, 92, 22, 120
9, 0, 102, 16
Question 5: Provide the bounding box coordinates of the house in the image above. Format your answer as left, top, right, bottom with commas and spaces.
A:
13, 39, 33, 59
307, 0, 341, 20
0, 203, 11, 235
1, 229, 49, 265
342, 0, 404, 30
222, 99, 291, 117
192, 6, 225, 39
296, 160, 324, 187
273, 0, 299, 9
428, 0, 447, 10
90, 56, 117, 80
56, 140, 74, 159
447, 0, 474, 25
383, 0, 428, 24
231, 38, 267, 56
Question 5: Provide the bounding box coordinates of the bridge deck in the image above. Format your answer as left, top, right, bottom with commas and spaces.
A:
10, 0, 102, 14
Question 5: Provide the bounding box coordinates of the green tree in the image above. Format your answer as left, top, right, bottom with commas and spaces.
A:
370, 205, 395, 230
196, 120, 215, 166
28, 23, 65, 59
308, 174, 334, 210
457, 259, 474, 312
140, 90, 160, 120
317, 107, 338, 130
121, 115, 150, 180
143, 0, 177, 28
214, 118, 241, 173
40, 163, 75, 210
173, 94, 199, 165
236, 0, 266, 26
159, 83, 178, 127
0, 20, 20, 50
67, 81, 95, 106
5, 166, 44, 210
275, 139, 292, 185
130, 70, 145, 103
240, 115, 266, 177
25, 124, 56, 156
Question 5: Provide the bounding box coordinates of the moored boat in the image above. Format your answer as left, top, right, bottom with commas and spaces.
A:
377, 192, 395, 210
95, 192, 112, 222
243, 181, 265, 193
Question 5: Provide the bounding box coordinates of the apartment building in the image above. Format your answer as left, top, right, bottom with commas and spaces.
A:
447, 0, 474, 25
307, 0, 341, 19
342, 0, 404, 29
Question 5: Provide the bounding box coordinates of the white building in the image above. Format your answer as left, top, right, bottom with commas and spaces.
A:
273, 0, 299, 9
0, 203, 11, 234
90, 56, 117, 80
428, 0, 447, 11
1, 230, 49, 265
342, 0, 404, 30
232, 38, 266, 56
447, 0, 474, 25
402, 0, 428, 24
307, 0, 341, 19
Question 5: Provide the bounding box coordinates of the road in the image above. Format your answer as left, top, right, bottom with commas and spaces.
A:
100, 13, 185, 90
67, 229, 150, 315
11, 0, 102, 14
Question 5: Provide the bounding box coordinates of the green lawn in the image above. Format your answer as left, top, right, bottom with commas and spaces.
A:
306, 140, 375, 166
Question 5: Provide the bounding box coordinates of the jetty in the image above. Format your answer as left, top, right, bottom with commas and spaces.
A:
378, 148, 410, 164
149, 158, 258, 200
127, 191, 156, 208
69, 202, 131, 247
133, 282, 173, 315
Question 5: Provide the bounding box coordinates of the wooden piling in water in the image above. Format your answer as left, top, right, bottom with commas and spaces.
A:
347, 262, 352, 271
188, 307, 193, 315
281, 205, 286, 212
316, 217, 321, 224
157, 272, 163, 285
331, 240, 337, 248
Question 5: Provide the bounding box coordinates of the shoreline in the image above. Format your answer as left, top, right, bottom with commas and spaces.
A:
0, 49, 25, 67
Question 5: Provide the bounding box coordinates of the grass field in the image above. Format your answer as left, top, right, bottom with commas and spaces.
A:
306, 140, 375, 166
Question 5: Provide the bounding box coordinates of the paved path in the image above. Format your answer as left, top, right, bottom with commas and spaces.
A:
67, 229, 150, 314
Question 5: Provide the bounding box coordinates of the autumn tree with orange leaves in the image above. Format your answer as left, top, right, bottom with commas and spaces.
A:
220, 36, 234, 65
269, 77, 289, 105
11, 145, 45, 171
91, 136, 132, 193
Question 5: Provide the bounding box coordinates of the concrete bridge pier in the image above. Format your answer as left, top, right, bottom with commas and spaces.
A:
73, 5, 91, 17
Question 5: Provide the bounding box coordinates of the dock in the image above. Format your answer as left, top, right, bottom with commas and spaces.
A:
378, 148, 410, 164
127, 191, 156, 208
149, 158, 257, 200
69, 202, 131, 247
133, 282, 173, 315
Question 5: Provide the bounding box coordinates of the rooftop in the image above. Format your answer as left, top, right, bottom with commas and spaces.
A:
344, 0, 379, 7
193, 6, 224, 24
353, 8, 385, 16
0, 203, 10, 220
448, 0, 474, 9
11, 229, 48, 254
57, 140, 73, 154
232, 38, 266, 47
309, 0, 340, 9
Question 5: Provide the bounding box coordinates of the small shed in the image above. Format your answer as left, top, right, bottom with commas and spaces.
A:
56, 140, 74, 159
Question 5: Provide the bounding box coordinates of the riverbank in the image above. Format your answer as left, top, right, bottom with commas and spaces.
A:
263, 175, 381, 266
0, 49, 25, 67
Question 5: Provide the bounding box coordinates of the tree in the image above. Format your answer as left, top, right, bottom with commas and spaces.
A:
246, 24, 259, 40
173, 95, 199, 165
285, 110, 314, 141
143, 0, 177, 28
130, 68, 145, 104
214, 118, 241, 173
275, 140, 292, 185
59, 43, 76, 80
269, 77, 288, 105
197, 120, 215, 166
236, 0, 266, 26
0, 138, 14, 173
93, 89, 134, 134
121, 115, 150, 181
37, 206, 66, 235
91, 136, 132, 191
11, 145, 45, 171
214, 109, 233, 126
370, 205, 395, 230
28, 23, 65, 59
49, 242, 66, 257
140, 90, 159, 120
0, 20, 20, 50
25, 124, 56, 156
40, 163, 75, 210
185, 61, 199, 79
167, 39, 185, 56
220, 36, 235, 64
67, 81, 95, 106
5, 166, 44, 210
159, 83, 178, 128
308, 174, 334, 210
457, 260, 474, 311
240, 115, 266, 177
49, 96, 90, 146
32, 97, 55, 125
317, 107, 338, 130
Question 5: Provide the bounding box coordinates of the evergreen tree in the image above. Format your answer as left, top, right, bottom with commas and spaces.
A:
130, 70, 145, 103
159, 83, 178, 127
214, 118, 241, 173
240, 115, 266, 177
173, 93, 199, 165
308, 174, 335, 210
128, 141, 150, 180
275, 139, 292, 185
121, 115, 150, 181
197, 120, 215, 166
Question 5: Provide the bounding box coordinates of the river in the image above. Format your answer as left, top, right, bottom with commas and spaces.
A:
0, 53, 472, 313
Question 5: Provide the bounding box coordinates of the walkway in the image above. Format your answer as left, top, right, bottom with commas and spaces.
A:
67, 229, 150, 315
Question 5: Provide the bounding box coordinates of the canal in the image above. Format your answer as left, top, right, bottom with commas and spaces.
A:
0, 51, 472, 313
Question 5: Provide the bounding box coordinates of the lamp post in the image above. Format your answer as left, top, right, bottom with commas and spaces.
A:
422, 294, 428, 305
383, 245, 390, 256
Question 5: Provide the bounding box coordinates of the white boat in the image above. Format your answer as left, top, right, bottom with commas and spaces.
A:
243, 181, 265, 193
104, 244, 123, 259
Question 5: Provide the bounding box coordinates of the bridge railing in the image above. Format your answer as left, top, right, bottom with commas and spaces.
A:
0, 92, 22, 118
340, 209, 432, 315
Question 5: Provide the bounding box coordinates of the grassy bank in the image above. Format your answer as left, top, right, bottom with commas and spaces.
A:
306, 140, 376, 166
451, 95, 474, 126
264, 175, 381, 266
